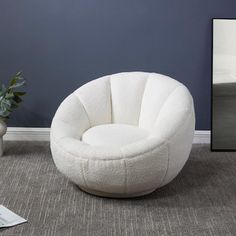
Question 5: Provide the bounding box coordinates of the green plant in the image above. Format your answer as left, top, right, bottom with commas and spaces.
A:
0, 72, 26, 120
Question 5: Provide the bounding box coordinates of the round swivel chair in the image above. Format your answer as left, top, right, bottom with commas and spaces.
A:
50, 72, 195, 198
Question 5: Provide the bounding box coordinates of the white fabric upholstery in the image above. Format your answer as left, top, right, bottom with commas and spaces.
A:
73, 75, 111, 126
110, 72, 148, 125
50, 72, 195, 198
82, 124, 149, 148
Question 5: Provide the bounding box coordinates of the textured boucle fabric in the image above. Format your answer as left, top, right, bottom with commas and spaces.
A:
82, 124, 149, 148
50, 72, 195, 197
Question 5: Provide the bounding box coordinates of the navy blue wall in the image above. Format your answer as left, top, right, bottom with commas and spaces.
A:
0, 0, 235, 129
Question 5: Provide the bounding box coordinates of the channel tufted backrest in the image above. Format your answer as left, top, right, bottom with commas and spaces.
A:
110, 72, 148, 125
73, 75, 111, 127
71, 72, 192, 133
138, 73, 183, 130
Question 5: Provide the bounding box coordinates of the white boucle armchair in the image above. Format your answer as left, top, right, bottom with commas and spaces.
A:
50, 72, 195, 198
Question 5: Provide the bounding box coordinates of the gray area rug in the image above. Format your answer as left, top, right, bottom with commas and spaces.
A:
0, 142, 235, 236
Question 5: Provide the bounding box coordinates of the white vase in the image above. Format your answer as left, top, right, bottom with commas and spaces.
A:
0, 120, 7, 156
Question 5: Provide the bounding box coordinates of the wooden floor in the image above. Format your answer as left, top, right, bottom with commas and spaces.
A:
212, 83, 236, 150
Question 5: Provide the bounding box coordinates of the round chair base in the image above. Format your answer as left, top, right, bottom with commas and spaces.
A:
79, 186, 156, 198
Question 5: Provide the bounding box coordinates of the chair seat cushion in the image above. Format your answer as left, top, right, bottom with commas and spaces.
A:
82, 124, 149, 148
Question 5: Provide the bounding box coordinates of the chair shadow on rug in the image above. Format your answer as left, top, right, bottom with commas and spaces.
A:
72, 145, 234, 210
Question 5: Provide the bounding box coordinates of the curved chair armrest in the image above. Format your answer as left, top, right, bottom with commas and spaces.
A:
51, 133, 166, 161
152, 85, 195, 141
51, 93, 90, 141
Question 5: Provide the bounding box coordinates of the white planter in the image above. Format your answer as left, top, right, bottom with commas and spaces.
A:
0, 120, 7, 156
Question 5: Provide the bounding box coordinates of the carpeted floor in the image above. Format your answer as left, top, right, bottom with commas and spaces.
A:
0, 142, 235, 236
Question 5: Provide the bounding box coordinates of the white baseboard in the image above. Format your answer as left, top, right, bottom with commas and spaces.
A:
4, 127, 50, 142
3, 127, 211, 144
193, 130, 211, 144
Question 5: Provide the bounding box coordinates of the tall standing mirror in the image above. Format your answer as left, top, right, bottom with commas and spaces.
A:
212, 19, 236, 150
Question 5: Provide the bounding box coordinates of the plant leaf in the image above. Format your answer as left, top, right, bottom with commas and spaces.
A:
5, 92, 14, 99
9, 80, 25, 89
13, 92, 26, 96
13, 96, 22, 104
0, 71, 26, 119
